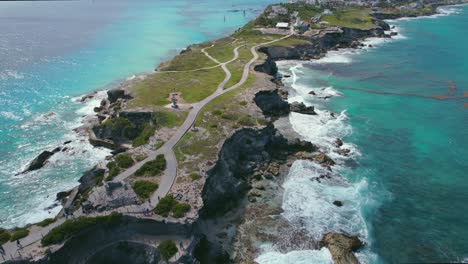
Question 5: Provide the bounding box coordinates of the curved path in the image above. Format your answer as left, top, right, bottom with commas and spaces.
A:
0, 34, 291, 263
146, 34, 292, 205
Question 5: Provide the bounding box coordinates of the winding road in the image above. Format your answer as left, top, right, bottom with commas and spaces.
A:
0, 34, 291, 263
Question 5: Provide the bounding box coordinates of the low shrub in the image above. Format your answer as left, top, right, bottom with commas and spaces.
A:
158, 240, 178, 260
41, 213, 122, 246
37, 218, 56, 227
133, 181, 159, 199
106, 161, 117, 170
0, 230, 11, 245
115, 154, 134, 169
134, 154, 166, 177
154, 195, 191, 218
189, 173, 201, 181
237, 115, 255, 126
10, 229, 29, 241
133, 123, 156, 147
239, 101, 248, 106
106, 166, 121, 181
221, 113, 237, 120
172, 203, 191, 218
208, 123, 218, 129
154, 195, 177, 217
212, 110, 223, 116
135, 155, 147, 162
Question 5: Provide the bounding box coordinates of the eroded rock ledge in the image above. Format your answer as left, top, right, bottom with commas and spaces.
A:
201, 124, 315, 218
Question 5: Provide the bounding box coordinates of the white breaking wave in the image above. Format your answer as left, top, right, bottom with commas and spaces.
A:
258, 53, 377, 263
282, 160, 369, 240
0, 69, 24, 81
0, 111, 22, 121
256, 247, 333, 264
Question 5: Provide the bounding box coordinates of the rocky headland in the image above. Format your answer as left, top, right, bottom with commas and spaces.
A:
5, 1, 466, 263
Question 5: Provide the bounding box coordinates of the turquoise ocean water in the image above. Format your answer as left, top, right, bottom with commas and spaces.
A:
0, 0, 278, 228
257, 5, 468, 264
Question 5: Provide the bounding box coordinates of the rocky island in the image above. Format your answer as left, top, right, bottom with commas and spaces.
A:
1, 0, 466, 263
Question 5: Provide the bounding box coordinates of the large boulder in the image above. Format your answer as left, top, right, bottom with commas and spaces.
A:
314, 153, 336, 167
107, 89, 131, 104
289, 102, 316, 115
321, 233, 364, 264
22, 150, 55, 173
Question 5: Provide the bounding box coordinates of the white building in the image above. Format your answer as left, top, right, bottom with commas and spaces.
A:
276, 22, 290, 29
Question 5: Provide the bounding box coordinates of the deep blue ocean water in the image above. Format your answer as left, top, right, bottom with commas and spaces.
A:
0, 0, 278, 228
258, 5, 468, 264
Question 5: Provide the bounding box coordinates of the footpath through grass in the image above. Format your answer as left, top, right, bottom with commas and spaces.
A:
129, 67, 226, 107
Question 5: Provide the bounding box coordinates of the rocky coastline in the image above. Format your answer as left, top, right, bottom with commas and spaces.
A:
7, 3, 464, 263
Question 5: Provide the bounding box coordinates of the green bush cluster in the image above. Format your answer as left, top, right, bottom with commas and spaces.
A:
154, 195, 191, 218
158, 240, 178, 260
115, 154, 134, 168
41, 212, 122, 246
10, 228, 29, 241
237, 115, 255, 126
133, 123, 156, 147
134, 154, 166, 177
106, 161, 121, 181
0, 229, 11, 245
133, 181, 159, 199
172, 203, 191, 218
212, 110, 223, 116
37, 218, 56, 227
189, 173, 201, 181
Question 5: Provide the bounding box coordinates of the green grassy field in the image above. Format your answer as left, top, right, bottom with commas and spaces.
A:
158, 45, 218, 71
174, 74, 262, 172
129, 67, 226, 107
321, 9, 375, 29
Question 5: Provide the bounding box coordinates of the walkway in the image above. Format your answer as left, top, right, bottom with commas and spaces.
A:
0, 34, 291, 263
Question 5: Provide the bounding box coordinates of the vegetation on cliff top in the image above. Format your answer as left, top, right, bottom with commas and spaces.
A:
115, 154, 135, 169
37, 218, 57, 228
158, 240, 178, 260
0, 229, 11, 245
134, 154, 166, 177
9, 228, 29, 242
154, 195, 191, 218
132, 181, 159, 199
41, 212, 122, 246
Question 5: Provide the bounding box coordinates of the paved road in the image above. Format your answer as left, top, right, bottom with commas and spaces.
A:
0, 34, 291, 263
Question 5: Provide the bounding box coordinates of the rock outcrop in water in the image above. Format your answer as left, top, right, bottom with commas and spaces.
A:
21, 146, 65, 174
290, 101, 316, 115
321, 232, 364, 264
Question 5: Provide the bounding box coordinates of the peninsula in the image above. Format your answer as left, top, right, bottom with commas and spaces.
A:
0, 0, 465, 263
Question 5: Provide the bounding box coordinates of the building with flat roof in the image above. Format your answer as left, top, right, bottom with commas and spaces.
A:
276, 22, 290, 29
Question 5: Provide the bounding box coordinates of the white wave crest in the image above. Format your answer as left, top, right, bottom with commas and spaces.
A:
282, 160, 369, 240
0, 111, 22, 121
256, 247, 333, 264
0, 70, 24, 81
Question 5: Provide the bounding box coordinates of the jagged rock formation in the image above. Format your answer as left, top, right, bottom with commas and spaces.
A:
258, 26, 387, 61
201, 125, 315, 217
91, 111, 155, 149
321, 232, 364, 264
254, 90, 290, 117
290, 102, 316, 115
107, 89, 132, 104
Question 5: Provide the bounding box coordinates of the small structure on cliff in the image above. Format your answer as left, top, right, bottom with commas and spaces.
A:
276, 22, 290, 29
